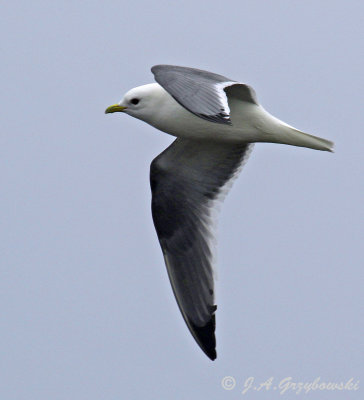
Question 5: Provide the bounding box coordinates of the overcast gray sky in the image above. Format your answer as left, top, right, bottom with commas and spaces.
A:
1, 1, 363, 399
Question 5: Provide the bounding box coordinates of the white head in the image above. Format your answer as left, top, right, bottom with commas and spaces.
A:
105, 83, 165, 124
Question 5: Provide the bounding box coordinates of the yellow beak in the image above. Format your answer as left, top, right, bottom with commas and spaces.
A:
105, 104, 127, 114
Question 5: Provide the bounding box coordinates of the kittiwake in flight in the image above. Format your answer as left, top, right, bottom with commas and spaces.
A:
105, 65, 333, 360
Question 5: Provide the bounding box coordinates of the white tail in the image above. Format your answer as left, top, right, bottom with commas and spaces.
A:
275, 127, 334, 152
256, 108, 334, 152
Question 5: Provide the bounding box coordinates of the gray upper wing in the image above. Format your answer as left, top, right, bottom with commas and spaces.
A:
151, 65, 258, 125
150, 138, 253, 360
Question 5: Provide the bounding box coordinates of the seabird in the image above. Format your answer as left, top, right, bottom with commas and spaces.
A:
105, 65, 333, 360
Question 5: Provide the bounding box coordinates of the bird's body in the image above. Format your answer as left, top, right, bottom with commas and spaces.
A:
105, 65, 333, 360
119, 82, 333, 150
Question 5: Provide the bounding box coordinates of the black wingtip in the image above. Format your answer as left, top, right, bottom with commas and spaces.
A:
189, 315, 217, 361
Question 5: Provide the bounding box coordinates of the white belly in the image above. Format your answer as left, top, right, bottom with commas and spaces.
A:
148, 90, 266, 143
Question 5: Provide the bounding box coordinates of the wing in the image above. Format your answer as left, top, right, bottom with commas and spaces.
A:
151, 64, 258, 125
150, 138, 253, 360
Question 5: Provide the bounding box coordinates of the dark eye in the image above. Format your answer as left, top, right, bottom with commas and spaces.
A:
131, 98, 139, 105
